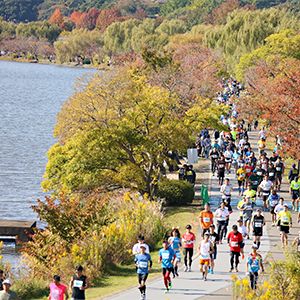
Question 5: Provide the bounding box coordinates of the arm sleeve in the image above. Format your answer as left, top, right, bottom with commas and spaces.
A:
149, 261, 153, 268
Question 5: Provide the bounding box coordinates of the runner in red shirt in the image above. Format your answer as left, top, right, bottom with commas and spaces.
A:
182, 225, 196, 272
227, 225, 243, 272
245, 161, 253, 186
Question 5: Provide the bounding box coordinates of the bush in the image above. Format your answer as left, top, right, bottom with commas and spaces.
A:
82, 58, 91, 64
157, 179, 194, 206
27, 54, 35, 60
11, 53, 18, 59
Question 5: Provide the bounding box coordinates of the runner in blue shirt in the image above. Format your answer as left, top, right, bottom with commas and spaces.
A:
158, 240, 176, 293
246, 244, 264, 290
135, 244, 152, 300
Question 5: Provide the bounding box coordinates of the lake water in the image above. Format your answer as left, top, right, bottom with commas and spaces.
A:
0, 60, 99, 267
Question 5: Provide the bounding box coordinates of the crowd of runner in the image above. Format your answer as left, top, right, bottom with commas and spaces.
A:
130, 78, 300, 300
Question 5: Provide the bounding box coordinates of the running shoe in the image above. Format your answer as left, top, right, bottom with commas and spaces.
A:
175, 272, 179, 277
219, 240, 222, 244
204, 276, 207, 281
229, 268, 233, 272
235, 268, 238, 272
184, 266, 188, 272
271, 223, 275, 227
188, 267, 192, 272
218, 181, 220, 185
286, 241, 288, 246
164, 289, 169, 294
242, 254, 245, 259
211, 269, 214, 274
169, 281, 172, 289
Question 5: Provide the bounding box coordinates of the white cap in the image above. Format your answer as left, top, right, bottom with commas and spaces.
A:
245, 195, 251, 199
3, 279, 11, 285
252, 244, 258, 249
140, 244, 147, 249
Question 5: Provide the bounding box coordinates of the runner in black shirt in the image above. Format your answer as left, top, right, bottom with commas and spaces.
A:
209, 224, 220, 274
69, 265, 90, 300
217, 155, 226, 185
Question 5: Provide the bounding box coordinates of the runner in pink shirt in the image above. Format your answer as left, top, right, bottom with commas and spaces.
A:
49, 275, 68, 300
182, 224, 196, 272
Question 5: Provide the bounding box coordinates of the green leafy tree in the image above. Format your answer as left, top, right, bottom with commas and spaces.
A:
0, 17, 16, 39
155, 19, 188, 36
42, 70, 224, 196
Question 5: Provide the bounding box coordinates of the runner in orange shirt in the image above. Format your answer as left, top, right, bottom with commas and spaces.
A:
199, 203, 214, 236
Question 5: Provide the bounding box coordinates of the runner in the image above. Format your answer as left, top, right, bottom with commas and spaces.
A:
258, 175, 273, 212
209, 147, 219, 175
132, 235, 150, 255
260, 153, 268, 172
240, 196, 253, 239
258, 127, 267, 140
292, 231, 300, 251
158, 240, 176, 293
277, 204, 292, 248
209, 224, 219, 274
168, 228, 182, 278
255, 164, 265, 184
244, 183, 256, 204
232, 148, 240, 174
269, 151, 278, 166
224, 146, 233, 174
251, 208, 265, 249
69, 265, 90, 300
237, 196, 245, 221
274, 198, 285, 230
288, 163, 299, 183
266, 162, 276, 185
257, 137, 266, 159
220, 178, 233, 212
246, 244, 264, 290
135, 244, 152, 300
49, 275, 68, 300
182, 225, 196, 272
227, 225, 243, 272
0, 280, 20, 300
244, 161, 254, 186
198, 233, 214, 281
290, 176, 300, 211
237, 219, 247, 259
199, 203, 214, 236
236, 164, 247, 195
217, 154, 226, 185
215, 201, 230, 244
267, 190, 280, 226
248, 170, 260, 193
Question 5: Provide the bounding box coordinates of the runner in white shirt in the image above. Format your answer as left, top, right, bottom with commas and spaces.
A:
198, 233, 214, 281
215, 202, 230, 243
258, 175, 273, 212
132, 235, 150, 255
237, 219, 247, 259
274, 198, 285, 229
258, 127, 267, 139
224, 147, 233, 174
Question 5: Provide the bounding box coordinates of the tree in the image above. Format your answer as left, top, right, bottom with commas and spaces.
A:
155, 19, 188, 36
238, 57, 300, 159
209, 0, 241, 25
70, 10, 82, 27
133, 9, 148, 20
49, 8, 65, 29
80, 8, 101, 30
236, 29, 300, 80
42, 70, 225, 196
96, 7, 122, 33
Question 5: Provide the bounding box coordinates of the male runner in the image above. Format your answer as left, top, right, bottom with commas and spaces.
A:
135, 244, 152, 300
290, 177, 300, 211
277, 204, 292, 248
198, 233, 214, 281
215, 201, 230, 243
267, 190, 280, 226
237, 164, 247, 195
237, 219, 247, 259
158, 240, 175, 293
251, 208, 265, 249
246, 244, 264, 290
240, 196, 253, 239
209, 224, 219, 274
227, 225, 243, 272
199, 203, 214, 236
258, 175, 273, 212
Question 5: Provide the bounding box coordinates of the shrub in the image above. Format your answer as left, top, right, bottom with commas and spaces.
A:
11, 53, 18, 59
27, 54, 35, 60
157, 179, 194, 206
82, 58, 91, 64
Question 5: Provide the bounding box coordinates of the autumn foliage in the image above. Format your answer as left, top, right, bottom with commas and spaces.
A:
49, 8, 65, 29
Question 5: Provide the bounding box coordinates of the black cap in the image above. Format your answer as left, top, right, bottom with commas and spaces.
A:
186, 225, 192, 229
210, 224, 215, 228
138, 235, 145, 240
232, 225, 238, 230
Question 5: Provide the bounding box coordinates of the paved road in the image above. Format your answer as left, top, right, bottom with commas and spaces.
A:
101, 128, 271, 300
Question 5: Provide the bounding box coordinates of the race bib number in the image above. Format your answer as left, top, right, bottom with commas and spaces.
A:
257, 172, 262, 176
73, 280, 83, 288
162, 252, 170, 259
213, 155, 218, 158
201, 254, 210, 259
219, 164, 224, 168
139, 261, 148, 268
253, 181, 258, 185
282, 217, 289, 222
269, 172, 274, 177
294, 184, 299, 188
276, 167, 281, 171
240, 173, 245, 178
263, 192, 270, 196
203, 217, 210, 222
255, 222, 262, 228
247, 205, 252, 210
231, 242, 238, 247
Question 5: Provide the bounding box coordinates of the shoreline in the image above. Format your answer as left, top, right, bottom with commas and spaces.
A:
0, 56, 113, 71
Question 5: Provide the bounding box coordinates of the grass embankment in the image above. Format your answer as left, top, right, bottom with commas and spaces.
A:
84, 206, 200, 300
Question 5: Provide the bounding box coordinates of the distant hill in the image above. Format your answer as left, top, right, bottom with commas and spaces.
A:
0, 0, 297, 22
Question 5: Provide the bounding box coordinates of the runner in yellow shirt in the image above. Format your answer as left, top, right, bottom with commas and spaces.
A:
237, 164, 247, 195
277, 204, 292, 248
257, 138, 266, 159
